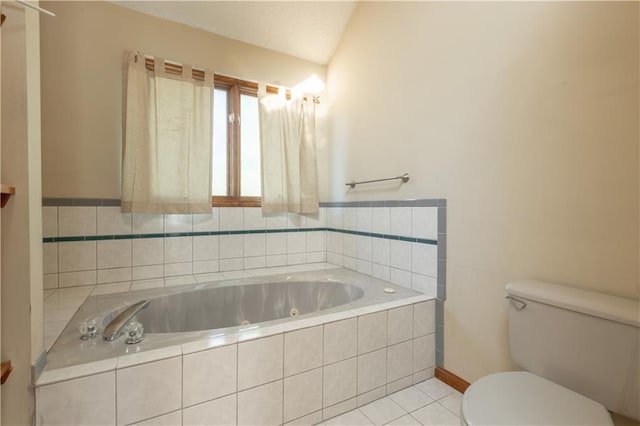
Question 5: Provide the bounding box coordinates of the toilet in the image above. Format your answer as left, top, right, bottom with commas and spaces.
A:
461, 280, 640, 425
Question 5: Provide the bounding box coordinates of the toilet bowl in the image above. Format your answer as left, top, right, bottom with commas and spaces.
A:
461, 372, 612, 425
459, 280, 639, 425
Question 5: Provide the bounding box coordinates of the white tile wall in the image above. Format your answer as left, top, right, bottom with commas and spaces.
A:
36, 299, 435, 426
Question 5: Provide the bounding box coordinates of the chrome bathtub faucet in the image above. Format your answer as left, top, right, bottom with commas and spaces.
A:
102, 299, 150, 342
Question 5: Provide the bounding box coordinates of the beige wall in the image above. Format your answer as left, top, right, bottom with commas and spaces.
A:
40, 1, 328, 200
1, 3, 44, 424
327, 2, 639, 381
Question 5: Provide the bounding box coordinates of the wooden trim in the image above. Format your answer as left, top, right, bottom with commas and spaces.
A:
435, 367, 471, 393
212, 196, 261, 208
1, 14, 6, 26
1, 361, 12, 385
1, 184, 16, 208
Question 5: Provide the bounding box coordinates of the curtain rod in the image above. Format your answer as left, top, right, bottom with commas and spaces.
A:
15, 0, 56, 17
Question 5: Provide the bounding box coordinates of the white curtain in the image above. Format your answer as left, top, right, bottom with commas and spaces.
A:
259, 89, 319, 214
121, 51, 214, 214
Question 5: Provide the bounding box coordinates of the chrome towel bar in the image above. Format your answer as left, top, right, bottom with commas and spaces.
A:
346, 173, 410, 189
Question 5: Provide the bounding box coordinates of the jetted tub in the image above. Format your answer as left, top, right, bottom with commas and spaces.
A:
37, 268, 437, 425
44, 268, 428, 370
132, 280, 364, 333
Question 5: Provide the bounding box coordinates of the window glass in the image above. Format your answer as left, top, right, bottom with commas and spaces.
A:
212, 88, 228, 196
240, 94, 261, 196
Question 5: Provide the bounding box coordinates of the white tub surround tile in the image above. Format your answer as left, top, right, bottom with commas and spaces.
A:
35, 371, 115, 426
284, 325, 323, 376
360, 396, 406, 426
59, 271, 97, 287
389, 207, 411, 238
165, 275, 196, 287
130, 278, 165, 291
181, 334, 236, 355
411, 243, 437, 277
307, 231, 326, 252
358, 348, 387, 394
287, 253, 306, 265
117, 346, 182, 369
219, 235, 243, 259
356, 207, 372, 233
58, 241, 97, 272
132, 410, 182, 426
413, 367, 435, 385
219, 207, 243, 231
37, 359, 117, 386
324, 317, 357, 364
193, 260, 220, 274
266, 233, 287, 255
58, 206, 96, 237
92, 282, 132, 295
133, 239, 164, 266
386, 375, 415, 395
192, 208, 220, 232
98, 267, 132, 284
371, 238, 390, 266
305, 208, 326, 228
390, 268, 412, 289
237, 380, 283, 426
388, 385, 434, 412
193, 235, 219, 261
387, 340, 413, 383
413, 300, 435, 338
411, 400, 459, 426
343, 208, 357, 231
43, 273, 59, 289
264, 213, 287, 229
411, 273, 436, 296
219, 258, 244, 272
357, 385, 387, 408
98, 207, 132, 235
183, 343, 237, 407
133, 214, 164, 234
116, 356, 182, 425
97, 240, 132, 269
237, 334, 283, 390
287, 212, 306, 229
284, 367, 323, 422
357, 311, 387, 355
413, 334, 436, 374
411, 207, 437, 240
164, 261, 192, 277
243, 256, 266, 269
371, 264, 391, 282
164, 237, 192, 263
133, 265, 164, 281
164, 214, 192, 233
323, 357, 357, 407
387, 305, 413, 345
183, 394, 236, 426
243, 207, 266, 229
243, 234, 266, 257
357, 236, 373, 262
389, 240, 411, 272
371, 208, 391, 235
343, 234, 357, 258
286, 232, 306, 254
323, 397, 357, 422
43, 206, 58, 238
43, 243, 58, 274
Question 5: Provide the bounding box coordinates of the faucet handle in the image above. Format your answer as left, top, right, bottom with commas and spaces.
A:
79, 318, 98, 340
124, 321, 144, 344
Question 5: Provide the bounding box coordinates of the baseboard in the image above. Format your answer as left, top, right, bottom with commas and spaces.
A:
435, 366, 471, 393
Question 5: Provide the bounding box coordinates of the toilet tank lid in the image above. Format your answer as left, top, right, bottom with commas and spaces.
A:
506, 280, 639, 328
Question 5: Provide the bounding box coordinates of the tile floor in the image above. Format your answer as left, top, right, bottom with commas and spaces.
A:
322, 378, 462, 426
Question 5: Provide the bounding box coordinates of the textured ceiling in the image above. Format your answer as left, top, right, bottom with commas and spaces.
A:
111, 1, 357, 65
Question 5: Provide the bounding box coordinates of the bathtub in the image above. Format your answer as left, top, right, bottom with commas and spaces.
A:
37, 268, 437, 425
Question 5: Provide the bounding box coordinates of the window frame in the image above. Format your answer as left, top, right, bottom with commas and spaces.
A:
212, 75, 264, 207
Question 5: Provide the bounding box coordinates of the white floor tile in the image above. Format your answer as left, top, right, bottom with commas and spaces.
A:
414, 378, 456, 400
389, 386, 435, 413
385, 414, 422, 426
411, 403, 459, 426
360, 397, 406, 426
326, 409, 374, 426
437, 392, 462, 417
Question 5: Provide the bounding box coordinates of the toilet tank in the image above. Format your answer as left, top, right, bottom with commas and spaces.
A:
506, 280, 639, 420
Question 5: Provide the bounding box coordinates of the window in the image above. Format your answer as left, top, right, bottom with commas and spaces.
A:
212, 75, 262, 207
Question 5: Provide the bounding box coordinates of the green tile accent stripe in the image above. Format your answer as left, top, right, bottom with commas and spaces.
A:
42, 227, 438, 245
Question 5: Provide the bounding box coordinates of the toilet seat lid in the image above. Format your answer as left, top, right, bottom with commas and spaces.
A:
461, 372, 613, 426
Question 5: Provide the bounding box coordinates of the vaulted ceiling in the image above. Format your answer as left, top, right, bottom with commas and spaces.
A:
111, 1, 357, 65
